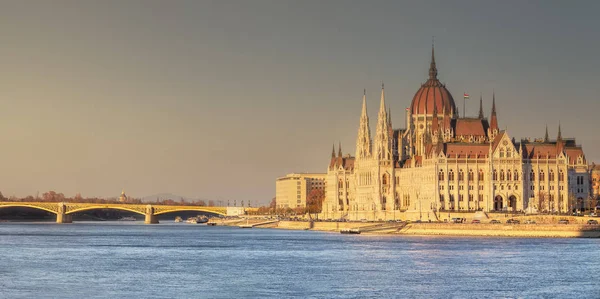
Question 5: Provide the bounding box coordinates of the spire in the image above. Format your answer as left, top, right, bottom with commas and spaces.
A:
544, 125, 549, 142
331, 143, 335, 158
557, 122, 564, 153
431, 100, 439, 133
338, 141, 342, 157
374, 83, 391, 161
557, 122, 562, 141
478, 94, 484, 119
355, 90, 372, 159
429, 42, 438, 80
490, 92, 499, 131
379, 82, 386, 112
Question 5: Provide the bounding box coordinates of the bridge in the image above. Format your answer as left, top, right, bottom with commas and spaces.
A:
0, 202, 243, 224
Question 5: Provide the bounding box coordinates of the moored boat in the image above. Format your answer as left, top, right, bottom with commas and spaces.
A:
340, 228, 361, 234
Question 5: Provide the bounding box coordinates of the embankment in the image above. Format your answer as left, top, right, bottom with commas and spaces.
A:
398, 223, 600, 238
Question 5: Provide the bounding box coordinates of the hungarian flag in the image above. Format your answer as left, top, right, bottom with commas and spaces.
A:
463, 93, 470, 99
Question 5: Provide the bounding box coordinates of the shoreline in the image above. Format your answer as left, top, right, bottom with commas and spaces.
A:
214, 219, 600, 238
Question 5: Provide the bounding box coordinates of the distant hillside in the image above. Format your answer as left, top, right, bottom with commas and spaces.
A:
140, 193, 205, 203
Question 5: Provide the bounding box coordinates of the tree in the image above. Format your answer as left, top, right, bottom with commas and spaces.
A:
270, 197, 276, 214
587, 195, 598, 213
537, 192, 548, 213
306, 188, 325, 215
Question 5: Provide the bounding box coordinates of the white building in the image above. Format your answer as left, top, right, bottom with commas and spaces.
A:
321, 46, 590, 220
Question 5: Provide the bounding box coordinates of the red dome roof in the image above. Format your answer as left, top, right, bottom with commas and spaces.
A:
410, 47, 456, 115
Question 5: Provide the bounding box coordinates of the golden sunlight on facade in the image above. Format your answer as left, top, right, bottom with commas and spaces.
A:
275, 173, 326, 209
278, 47, 595, 221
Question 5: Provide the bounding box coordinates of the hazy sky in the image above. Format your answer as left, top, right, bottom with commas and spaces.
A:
1, 1, 599, 204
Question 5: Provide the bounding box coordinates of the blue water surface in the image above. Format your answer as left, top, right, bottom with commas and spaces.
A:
0, 222, 598, 298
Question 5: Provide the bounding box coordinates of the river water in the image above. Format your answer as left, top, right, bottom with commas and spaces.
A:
0, 222, 598, 298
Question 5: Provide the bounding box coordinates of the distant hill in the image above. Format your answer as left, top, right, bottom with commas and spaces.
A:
140, 193, 206, 203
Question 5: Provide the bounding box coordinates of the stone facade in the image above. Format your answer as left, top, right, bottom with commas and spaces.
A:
320, 47, 592, 220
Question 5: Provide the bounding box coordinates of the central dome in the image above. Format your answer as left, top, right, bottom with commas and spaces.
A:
410, 47, 457, 115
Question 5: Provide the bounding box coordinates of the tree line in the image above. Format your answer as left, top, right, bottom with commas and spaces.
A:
0, 191, 217, 206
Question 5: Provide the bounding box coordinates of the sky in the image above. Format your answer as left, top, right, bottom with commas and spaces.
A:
0, 0, 599, 205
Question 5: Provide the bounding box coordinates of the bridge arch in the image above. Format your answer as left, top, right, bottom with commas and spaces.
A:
66, 206, 146, 215
0, 204, 58, 215
153, 207, 227, 216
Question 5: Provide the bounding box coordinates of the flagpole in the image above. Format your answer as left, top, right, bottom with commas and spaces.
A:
463, 91, 465, 118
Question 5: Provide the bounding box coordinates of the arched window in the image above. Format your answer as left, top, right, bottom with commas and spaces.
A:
514, 170, 519, 181
507, 170, 512, 181
438, 170, 444, 181
559, 170, 564, 182
458, 170, 464, 181
507, 150, 512, 158
549, 170, 555, 182
449, 170, 455, 181
540, 170, 545, 182
530, 170, 535, 181
338, 180, 343, 188
468, 170, 474, 182
478, 169, 484, 181
500, 150, 504, 158
500, 170, 505, 181
382, 174, 388, 185
493, 170, 498, 180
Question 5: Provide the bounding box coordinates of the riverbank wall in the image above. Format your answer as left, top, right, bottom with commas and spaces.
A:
398, 223, 600, 238
213, 217, 600, 238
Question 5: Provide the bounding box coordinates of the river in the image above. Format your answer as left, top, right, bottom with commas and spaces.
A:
0, 222, 598, 298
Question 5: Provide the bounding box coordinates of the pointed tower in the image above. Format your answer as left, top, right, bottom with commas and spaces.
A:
557, 123, 562, 141
544, 125, 549, 142
338, 141, 342, 158
374, 83, 391, 161
557, 123, 564, 153
431, 101, 440, 145
488, 92, 499, 139
355, 89, 372, 159
478, 94, 484, 119
429, 43, 438, 80
331, 143, 336, 158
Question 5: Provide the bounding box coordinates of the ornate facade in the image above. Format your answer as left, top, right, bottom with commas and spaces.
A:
322, 47, 591, 220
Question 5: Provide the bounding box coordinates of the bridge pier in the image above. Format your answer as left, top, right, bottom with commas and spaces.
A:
56, 203, 72, 223
145, 205, 159, 224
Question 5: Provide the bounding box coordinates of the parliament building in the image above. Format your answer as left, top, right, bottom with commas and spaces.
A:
320, 47, 591, 221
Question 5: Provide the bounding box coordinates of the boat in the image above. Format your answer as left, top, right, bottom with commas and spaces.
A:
340, 228, 361, 234
174, 216, 183, 223
117, 216, 136, 221
186, 217, 199, 224
186, 216, 209, 224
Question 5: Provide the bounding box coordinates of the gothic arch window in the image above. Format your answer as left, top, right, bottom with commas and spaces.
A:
468, 170, 474, 182
559, 170, 564, 182
458, 170, 464, 181
338, 180, 343, 188
500, 150, 504, 158
500, 170, 505, 181
493, 170, 498, 180
478, 169, 484, 181
382, 174, 388, 185
514, 170, 519, 181
507, 170, 512, 181
549, 170, 555, 182
540, 170, 545, 182
449, 170, 455, 181
507, 150, 512, 158
438, 170, 445, 181
530, 170, 535, 181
